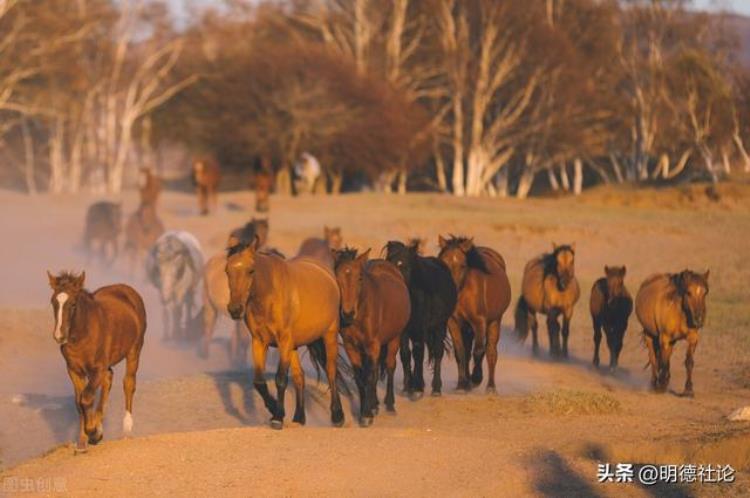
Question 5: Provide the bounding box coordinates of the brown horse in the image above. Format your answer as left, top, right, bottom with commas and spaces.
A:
635, 270, 709, 396
225, 239, 345, 428
124, 202, 165, 275
47, 271, 146, 452
138, 167, 161, 206
515, 243, 580, 359
227, 218, 269, 249
192, 157, 221, 215
438, 236, 511, 392
333, 248, 410, 426
84, 201, 122, 264
590, 266, 632, 372
296, 226, 343, 269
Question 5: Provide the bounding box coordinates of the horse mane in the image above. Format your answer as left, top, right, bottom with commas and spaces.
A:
227, 241, 251, 257
55, 271, 84, 289
439, 236, 490, 274
333, 246, 359, 267
542, 245, 574, 276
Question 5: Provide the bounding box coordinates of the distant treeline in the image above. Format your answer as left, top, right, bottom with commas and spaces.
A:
1, 0, 749, 197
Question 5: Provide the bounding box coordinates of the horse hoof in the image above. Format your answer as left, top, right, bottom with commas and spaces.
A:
270, 419, 283, 430
431, 390, 442, 397
486, 386, 497, 395
331, 410, 345, 427
409, 391, 424, 401
359, 417, 374, 428
293, 415, 306, 426
74, 442, 88, 454
372, 405, 379, 416
682, 390, 695, 398
88, 425, 104, 445
386, 405, 396, 413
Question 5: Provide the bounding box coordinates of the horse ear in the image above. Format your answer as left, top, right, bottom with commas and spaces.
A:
47, 271, 57, 289
252, 234, 260, 251
438, 235, 447, 248
226, 235, 240, 249
459, 238, 473, 252
570, 242, 576, 252
552, 241, 558, 250
604, 265, 611, 275
620, 266, 627, 276
357, 248, 371, 264
703, 269, 710, 281
78, 271, 86, 287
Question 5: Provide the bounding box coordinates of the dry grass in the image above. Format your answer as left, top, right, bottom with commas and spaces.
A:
524, 389, 622, 416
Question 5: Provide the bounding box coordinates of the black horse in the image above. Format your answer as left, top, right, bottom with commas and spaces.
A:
385, 240, 458, 398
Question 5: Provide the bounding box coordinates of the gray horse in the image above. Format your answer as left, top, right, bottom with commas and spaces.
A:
146, 231, 204, 341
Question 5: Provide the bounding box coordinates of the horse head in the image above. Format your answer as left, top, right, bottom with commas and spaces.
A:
552, 242, 576, 291
47, 270, 86, 345
225, 236, 261, 320
604, 265, 627, 303
674, 270, 710, 329
333, 247, 370, 326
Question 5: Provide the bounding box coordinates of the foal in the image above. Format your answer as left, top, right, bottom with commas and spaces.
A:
47, 271, 146, 452
333, 248, 411, 426
590, 266, 632, 372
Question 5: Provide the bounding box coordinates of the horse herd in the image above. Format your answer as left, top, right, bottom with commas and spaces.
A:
46, 175, 711, 453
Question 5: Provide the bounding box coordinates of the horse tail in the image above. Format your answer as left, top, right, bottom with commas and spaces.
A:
306, 338, 352, 396
426, 326, 448, 367
514, 296, 530, 343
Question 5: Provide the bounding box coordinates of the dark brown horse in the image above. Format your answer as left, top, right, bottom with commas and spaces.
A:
47, 271, 146, 452
192, 156, 221, 215
227, 218, 269, 249
438, 236, 511, 392
225, 239, 345, 428
635, 270, 709, 396
333, 248, 411, 426
515, 243, 580, 359
296, 226, 343, 269
84, 201, 122, 264
590, 265, 632, 372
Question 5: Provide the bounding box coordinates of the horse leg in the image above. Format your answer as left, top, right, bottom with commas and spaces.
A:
657, 335, 673, 393
343, 339, 366, 422
606, 326, 621, 372
412, 337, 425, 397
561, 311, 572, 359
448, 317, 470, 391
683, 332, 698, 397
592, 317, 602, 368
236, 322, 250, 367
290, 350, 306, 425
399, 331, 413, 394
250, 338, 278, 420
384, 336, 399, 412
361, 341, 380, 426
546, 311, 561, 359
644, 332, 659, 390
485, 319, 501, 393
430, 326, 445, 396
470, 317, 487, 386
323, 327, 345, 427
91, 367, 114, 444
270, 337, 293, 429
81, 370, 104, 445
530, 312, 540, 357
68, 369, 87, 452
122, 344, 142, 436
200, 302, 216, 359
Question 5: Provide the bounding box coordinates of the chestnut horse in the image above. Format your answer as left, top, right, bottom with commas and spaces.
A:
438, 236, 511, 392
47, 271, 146, 452
192, 156, 221, 215
296, 226, 343, 269
225, 239, 345, 428
515, 243, 580, 359
635, 270, 709, 396
124, 202, 165, 275
385, 240, 457, 398
137, 167, 161, 206
333, 248, 410, 426
590, 265, 632, 372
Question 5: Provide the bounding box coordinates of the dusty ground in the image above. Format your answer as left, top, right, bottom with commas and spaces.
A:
0, 185, 749, 497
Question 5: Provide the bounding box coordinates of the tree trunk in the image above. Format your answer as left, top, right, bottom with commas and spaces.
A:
494, 168, 508, 198
547, 168, 560, 191
451, 94, 465, 196
20, 118, 37, 195
276, 165, 292, 195
433, 144, 447, 192
573, 158, 583, 195
732, 132, 750, 172
559, 163, 570, 191
48, 117, 66, 194
516, 168, 535, 199
608, 153, 625, 184
397, 168, 407, 195
721, 147, 731, 174
330, 171, 343, 195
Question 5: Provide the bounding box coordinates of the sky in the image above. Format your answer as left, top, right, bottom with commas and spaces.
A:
166, 0, 750, 25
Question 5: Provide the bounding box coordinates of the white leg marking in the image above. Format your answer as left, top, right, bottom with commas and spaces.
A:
123, 411, 133, 434
54, 292, 68, 342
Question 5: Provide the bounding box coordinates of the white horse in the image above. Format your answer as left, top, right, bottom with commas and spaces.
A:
146, 231, 204, 341
294, 152, 321, 194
